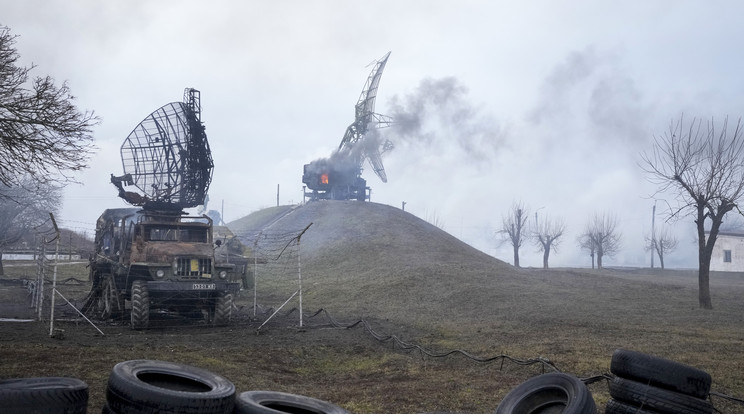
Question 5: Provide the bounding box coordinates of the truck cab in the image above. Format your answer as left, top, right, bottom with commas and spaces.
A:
86, 208, 240, 329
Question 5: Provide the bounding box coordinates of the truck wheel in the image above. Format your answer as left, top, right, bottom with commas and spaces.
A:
234, 391, 350, 414
102, 276, 122, 320
130, 280, 149, 330
105, 360, 235, 414
212, 293, 232, 327
0, 376, 89, 414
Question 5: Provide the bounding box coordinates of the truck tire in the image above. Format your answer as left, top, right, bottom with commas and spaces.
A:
0, 376, 88, 414
212, 293, 232, 326
102, 275, 123, 320
234, 391, 350, 414
105, 360, 235, 414
495, 372, 596, 414
130, 280, 149, 330
610, 349, 711, 398
609, 376, 712, 414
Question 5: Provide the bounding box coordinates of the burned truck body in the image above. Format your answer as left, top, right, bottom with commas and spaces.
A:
87, 208, 239, 328
302, 159, 368, 201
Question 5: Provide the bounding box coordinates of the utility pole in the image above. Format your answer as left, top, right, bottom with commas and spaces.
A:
535, 206, 545, 228
650, 202, 656, 268
276, 184, 280, 207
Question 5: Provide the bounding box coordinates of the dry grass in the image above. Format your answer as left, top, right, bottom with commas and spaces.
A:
1, 201, 743, 413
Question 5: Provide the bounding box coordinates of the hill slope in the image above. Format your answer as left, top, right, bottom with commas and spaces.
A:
228, 201, 522, 320
226, 201, 744, 339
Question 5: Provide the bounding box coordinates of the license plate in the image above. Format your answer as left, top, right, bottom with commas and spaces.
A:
192, 283, 215, 290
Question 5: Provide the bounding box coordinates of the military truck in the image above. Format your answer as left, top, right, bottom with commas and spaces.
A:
86, 207, 240, 329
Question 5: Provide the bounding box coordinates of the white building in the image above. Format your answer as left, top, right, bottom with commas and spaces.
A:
709, 231, 744, 272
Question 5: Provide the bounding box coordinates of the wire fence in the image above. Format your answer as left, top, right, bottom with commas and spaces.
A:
0, 222, 313, 332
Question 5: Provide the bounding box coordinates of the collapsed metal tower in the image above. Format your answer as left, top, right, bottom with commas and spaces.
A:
302, 52, 394, 201
111, 88, 214, 210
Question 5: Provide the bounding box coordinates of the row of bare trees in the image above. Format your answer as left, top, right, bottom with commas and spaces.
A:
497, 202, 574, 269
499, 206, 679, 271
498, 205, 616, 270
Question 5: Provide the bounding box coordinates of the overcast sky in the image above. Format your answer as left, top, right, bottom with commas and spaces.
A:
4, 0, 744, 268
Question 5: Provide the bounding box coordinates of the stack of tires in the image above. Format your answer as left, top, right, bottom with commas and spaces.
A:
103, 359, 350, 414
607, 349, 713, 414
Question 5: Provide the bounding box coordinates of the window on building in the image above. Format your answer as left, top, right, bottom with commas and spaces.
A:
724, 250, 732, 263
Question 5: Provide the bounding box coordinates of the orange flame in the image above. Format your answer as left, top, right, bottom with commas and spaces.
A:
321, 173, 329, 184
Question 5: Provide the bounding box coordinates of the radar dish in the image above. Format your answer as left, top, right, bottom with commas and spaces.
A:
112, 88, 213, 210
337, 51, 393, 183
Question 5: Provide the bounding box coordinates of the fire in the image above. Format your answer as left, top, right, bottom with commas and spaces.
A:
321, 173, 329, 184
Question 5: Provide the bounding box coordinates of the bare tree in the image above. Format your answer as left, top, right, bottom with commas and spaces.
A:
533, 215, 566, 269
579, 212, 622, 269
645, 226, 678, 270
0, 178, 61, 274
498, 201, 529, 267
0, 25, 98, 188
641, 116, 744, 309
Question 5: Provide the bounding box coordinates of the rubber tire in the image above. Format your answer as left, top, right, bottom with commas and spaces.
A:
130, 280, 149, 330
212, 292, 232, 327
105, 359, 235, 414
494, 372, 596, 414
0, 377, 88, 414
609, 376, 712, 414
610, 349, 711, 398
605, 398, 658, 414
234, 390, 350, 414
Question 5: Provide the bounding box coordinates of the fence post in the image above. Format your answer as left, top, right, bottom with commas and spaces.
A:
295, 223, 312, 328
35, 243, 46, 320
49, 213, 60, 337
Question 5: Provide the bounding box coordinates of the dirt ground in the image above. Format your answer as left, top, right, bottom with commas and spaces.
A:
1, 202, 744, 413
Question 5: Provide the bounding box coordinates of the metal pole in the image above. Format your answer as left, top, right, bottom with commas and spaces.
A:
253, 254, 257, 317
256, 290, 299, 332
294, 223, 312, 328
651, 203, 656, 268
253, 233, 261, 317
298, 238, 302, 328
49, 213, 60, 337
53, 289, 105, 336
36, 243, 45, 320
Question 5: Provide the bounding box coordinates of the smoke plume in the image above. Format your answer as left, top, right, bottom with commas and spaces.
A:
385, 77, 507, 165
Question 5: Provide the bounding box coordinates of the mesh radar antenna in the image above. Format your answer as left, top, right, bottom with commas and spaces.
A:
111, 88, 214, 210
338, 51, 394, 183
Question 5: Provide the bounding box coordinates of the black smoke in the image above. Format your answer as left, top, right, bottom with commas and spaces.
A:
385, 77, 507, 165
